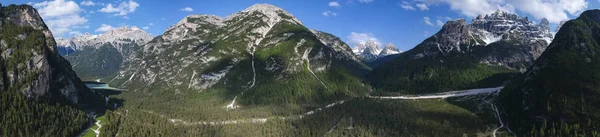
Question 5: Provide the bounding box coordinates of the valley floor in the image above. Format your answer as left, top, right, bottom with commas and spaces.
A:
95, 87, 514, 136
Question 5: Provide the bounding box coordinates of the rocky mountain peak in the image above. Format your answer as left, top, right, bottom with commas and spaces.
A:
352, 41, 401, 62
100, 26, 153, 43
353, 41, 381, 55
227, 3, 302, 25
167, 14, 225, 30
439, 19, 468, 36
56, 25, 153, 56
379, 43, 401, 57
413, 10, 555, 71
243, 4, 286, 14
0, 4, 100, 105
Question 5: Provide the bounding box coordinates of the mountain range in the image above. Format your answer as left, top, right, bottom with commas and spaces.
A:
367, 9, 554, 94
351, 41, 402, 62
55, 26, 153, 80
2, 2, 599, 137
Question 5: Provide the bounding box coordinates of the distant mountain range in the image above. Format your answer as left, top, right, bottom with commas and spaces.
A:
55, 26, 153, 80
351, 41, 401, 62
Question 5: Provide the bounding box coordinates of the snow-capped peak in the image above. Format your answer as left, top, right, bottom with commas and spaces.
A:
351, 41, 400, 61
352, 41, 381, 55
379, 43, 401, 56
56, 38, 76, 49
56, 26, 153, 51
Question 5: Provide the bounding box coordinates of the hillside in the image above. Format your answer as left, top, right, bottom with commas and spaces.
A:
107, 4, 370, 106
0, 4, 104, 136
499, 9, 600, 136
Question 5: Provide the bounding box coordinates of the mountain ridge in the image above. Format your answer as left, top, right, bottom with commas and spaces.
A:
367, 9, 552, 94
107, 3, 370, 106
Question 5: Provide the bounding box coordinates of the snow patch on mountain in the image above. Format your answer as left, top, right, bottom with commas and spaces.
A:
352, 41, 401, 61
56, 27, 153, 55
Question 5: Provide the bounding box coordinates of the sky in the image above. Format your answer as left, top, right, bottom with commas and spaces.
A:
2, 0, 599, 51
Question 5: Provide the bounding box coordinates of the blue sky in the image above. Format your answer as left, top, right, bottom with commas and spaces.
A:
2, 0, 599, 51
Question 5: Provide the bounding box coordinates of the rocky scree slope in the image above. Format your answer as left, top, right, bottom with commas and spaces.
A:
109, 4, 370, 105
499, 9, 600, 136
56, 27, 153, 80
0, 4, 104, 136
368, 10, 553, 94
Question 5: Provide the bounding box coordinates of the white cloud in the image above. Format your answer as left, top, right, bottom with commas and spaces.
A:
149, 23, 154, 26
95, 24, 115, 32
180, 7, 194, 12
99, 0, 139, 16
416, 3, 429, 11
424, 31, 430, 37
329, 1, 342, 7
399, 1, 416, 10
142, 26, 149, 30
347, 32, 379, 45
69, 31, 82, 36
358, 0, 374, 3
415, 0, 587, 24
80, 0, 95, 6
322, 11, 338, 17
436, 19, 444, 26
32, 0, 87, 37
423, 17, 434, 26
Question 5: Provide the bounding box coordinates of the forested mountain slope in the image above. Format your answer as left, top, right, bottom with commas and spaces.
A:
499, 9, 600, 136
108, 4, 370, 105
0, 4, 104, 136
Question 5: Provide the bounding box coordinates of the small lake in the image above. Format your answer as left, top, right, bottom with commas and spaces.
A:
84, 81, 125, 95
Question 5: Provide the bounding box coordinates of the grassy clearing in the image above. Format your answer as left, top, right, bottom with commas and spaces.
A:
82, 115, 105, 137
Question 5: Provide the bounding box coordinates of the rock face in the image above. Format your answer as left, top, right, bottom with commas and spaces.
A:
351, 41, 401, 62
368, 10, 552, 94
0, 4, 101, 105
499, 9, 600, 135
378, 43, 401, 57
421, 10, 553, 71
108, 4, 369, 105
56, 27, 153, 80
